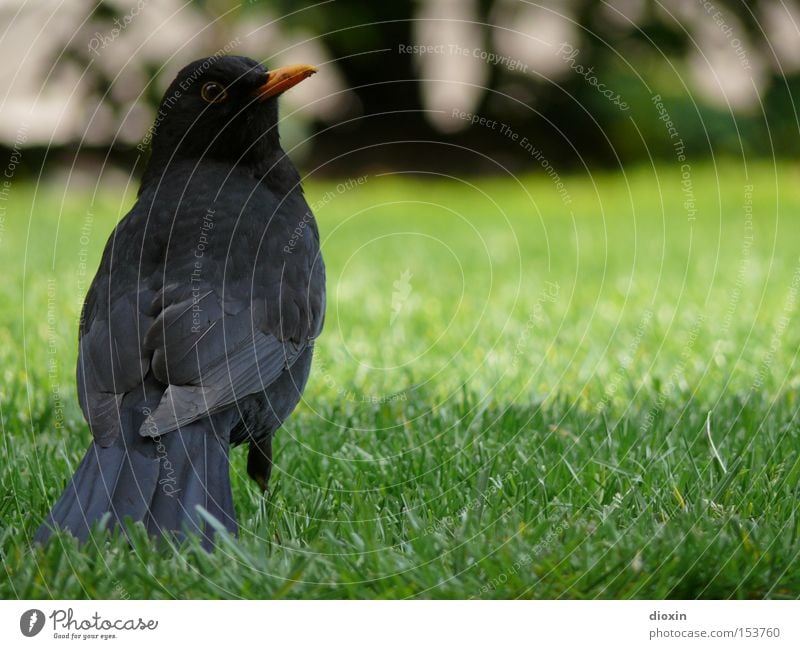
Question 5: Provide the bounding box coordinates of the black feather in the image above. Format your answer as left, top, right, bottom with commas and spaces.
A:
36, 55, 325, 548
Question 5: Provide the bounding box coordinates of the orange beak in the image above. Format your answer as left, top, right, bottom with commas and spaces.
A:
255, 64, 317, 101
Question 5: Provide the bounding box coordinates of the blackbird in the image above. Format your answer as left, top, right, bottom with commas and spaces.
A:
35, 55, 325, 546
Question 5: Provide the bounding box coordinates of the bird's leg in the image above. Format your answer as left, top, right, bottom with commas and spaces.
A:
247, 435, 273, 494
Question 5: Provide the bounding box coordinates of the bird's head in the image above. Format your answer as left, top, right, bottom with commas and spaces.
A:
144, 55, 316, 175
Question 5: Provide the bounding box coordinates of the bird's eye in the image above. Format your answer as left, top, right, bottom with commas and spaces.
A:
201, 81, 228, 104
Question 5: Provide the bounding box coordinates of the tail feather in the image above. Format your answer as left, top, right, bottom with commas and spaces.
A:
34, 443, 152, 544
109, 444, 160, 523
35, 414, 237, 549
144, 421, 238, 545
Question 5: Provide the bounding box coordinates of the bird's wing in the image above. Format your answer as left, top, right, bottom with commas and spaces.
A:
138, 283, 311, 436
76, 279, 156, 447
76, 175, 325, 446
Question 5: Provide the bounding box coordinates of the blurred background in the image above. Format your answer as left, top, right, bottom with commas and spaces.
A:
1, 0, 797, 178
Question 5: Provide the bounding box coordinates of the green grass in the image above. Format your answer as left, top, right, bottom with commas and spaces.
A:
2, 160, 800, 598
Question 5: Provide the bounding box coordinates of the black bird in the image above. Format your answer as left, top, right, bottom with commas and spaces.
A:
35, 56, 325, 546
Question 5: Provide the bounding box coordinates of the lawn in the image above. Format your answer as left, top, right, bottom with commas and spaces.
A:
1, 160, 799, 598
